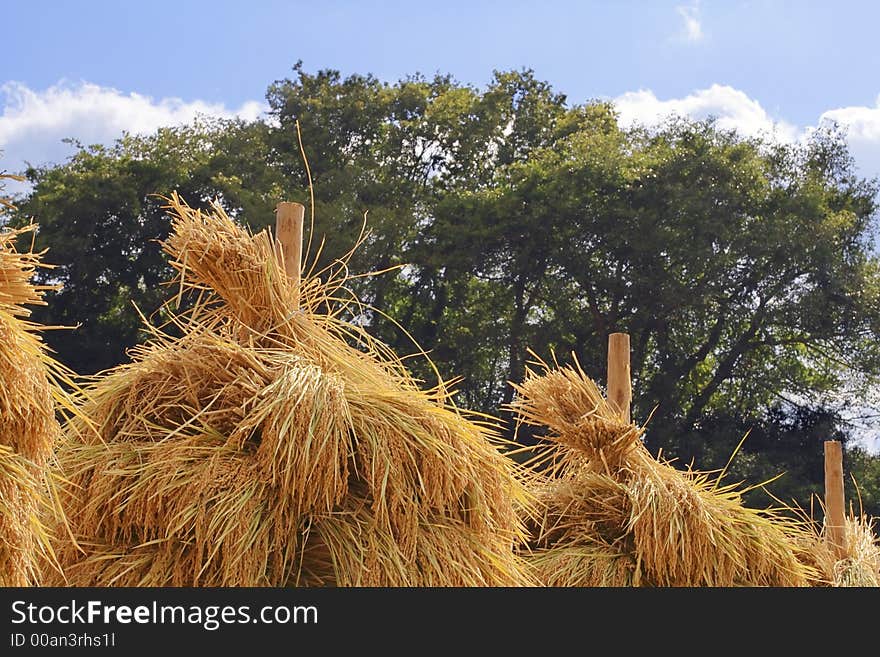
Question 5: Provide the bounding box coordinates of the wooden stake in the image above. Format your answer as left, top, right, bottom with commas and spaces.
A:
824, 440, 847, 559
275, 201, 305, 307
607, 332, 631, 423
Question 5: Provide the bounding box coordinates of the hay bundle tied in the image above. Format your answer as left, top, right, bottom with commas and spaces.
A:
511, 355, 815, 587
1, 221, 68, 586
54, 194, 530, 586
798, 511, 880, 587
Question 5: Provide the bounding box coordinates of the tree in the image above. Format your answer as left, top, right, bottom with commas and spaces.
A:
421, 113, 880, 511
269, 66, 880, 515
12, 66, 880, 514
1, 154, 24, 216
12, 119, 284, 374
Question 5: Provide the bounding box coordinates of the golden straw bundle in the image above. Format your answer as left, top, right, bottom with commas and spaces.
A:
511, 355, 815, 587
52, 194, 530, 586
0, 222, 67, 586
798, 512, 880, 586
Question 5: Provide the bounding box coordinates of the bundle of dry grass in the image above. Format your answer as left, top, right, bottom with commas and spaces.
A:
52, 194, 530, 586
0, 222, 67, 586
798, 512, 880, 587
511, 355, 815, 587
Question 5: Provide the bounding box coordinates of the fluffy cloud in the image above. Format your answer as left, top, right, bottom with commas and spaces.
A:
613, 84, 800, 141
0, 81, 266, 195
817, 95, 880, 179
612, 85, 880, 182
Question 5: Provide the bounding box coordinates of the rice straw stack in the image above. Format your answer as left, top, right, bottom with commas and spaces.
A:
0, 221, 66, 586
797, 511, 880, 587
52, 194, 530, 586
511, 355, 815, 587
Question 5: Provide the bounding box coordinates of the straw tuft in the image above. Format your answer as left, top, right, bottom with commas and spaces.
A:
0, 223, 68, 586
798, 512, 880, 587
512, 356, 815, 587
53, 194, 531, 586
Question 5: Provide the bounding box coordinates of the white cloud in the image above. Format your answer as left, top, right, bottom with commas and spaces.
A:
614, 84, 800, 142
0, 80, 267, 196
676, 3, 704, 43
612, 84, 880, 184
820, 97, 880, 142
817, 95, 880, 180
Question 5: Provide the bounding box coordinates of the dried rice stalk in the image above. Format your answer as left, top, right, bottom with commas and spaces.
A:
0, 223, 69, 585
512, 354, 815, 587
797, 512, 880, 587
831, 516, 880, 586
53, 194, 531, 586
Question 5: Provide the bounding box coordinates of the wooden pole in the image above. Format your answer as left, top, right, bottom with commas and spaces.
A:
275, 201, 305, 308
607, 332, 631, 423
824, 440, 847, 559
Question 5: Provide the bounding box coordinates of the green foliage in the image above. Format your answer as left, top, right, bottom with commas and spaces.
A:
12, 120, 284, 373
848, 446, 880, 517
11, 65, 880, 514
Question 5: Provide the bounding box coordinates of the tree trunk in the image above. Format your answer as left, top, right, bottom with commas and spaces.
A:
501, 276, 528, 411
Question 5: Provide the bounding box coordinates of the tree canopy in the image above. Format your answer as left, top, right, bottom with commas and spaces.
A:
10, 64, 880, 514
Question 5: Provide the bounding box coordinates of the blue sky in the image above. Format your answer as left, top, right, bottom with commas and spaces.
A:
4, 1, 880, 122
3, 0, 880, 188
